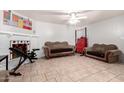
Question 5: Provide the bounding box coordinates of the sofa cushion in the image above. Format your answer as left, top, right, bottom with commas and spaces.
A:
51, 48, 73, 53
91, 44, 118, 57
106, 44, 118, 50
92, 44, 106, 54
93, 44, 101, 51
87, 51, 105, 58
45, 41, 68, 47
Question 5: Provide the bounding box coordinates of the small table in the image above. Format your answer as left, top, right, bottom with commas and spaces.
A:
0, 55, 8, 70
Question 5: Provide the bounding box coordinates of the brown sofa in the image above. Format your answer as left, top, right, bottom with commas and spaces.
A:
85, 44, 121, 63
43, 41, 75, 58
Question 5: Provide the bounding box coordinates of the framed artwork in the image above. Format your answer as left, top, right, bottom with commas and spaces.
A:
3, 10, 32, 30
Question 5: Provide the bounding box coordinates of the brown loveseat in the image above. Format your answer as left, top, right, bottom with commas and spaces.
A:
85, 44, 121, 63
43, 41, 75, 58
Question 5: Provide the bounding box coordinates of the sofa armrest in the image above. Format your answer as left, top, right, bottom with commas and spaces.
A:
84, 47, 93, 52
84, 47, 93, 55
105, 49, 121, 57
43, 46, 49, 49
42, 46, 50, 51
69, 45, 75, 51
42, 46, 51, 58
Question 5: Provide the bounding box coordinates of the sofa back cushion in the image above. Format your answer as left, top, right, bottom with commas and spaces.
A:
92, 43, 118, 54
92, 44, 105, 53
106, 44, 118, 50
45, 41, 68, 49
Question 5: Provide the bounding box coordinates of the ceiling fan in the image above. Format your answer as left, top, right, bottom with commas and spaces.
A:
68, 12, 87, 24
38, 10, 90, 24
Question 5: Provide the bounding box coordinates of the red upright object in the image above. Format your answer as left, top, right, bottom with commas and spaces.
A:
76, 37, 87, 53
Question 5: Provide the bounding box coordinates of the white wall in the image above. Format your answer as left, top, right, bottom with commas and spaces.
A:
88, 14, 124, 62
35, 21, 75, 57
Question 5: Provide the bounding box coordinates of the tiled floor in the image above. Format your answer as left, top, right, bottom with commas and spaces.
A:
2, 55, 124, 82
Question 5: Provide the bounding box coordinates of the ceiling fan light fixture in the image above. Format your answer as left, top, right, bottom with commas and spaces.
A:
68, 19, 80, 24
70, 13, 76, 19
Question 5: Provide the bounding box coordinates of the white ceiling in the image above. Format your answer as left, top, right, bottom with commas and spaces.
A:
15, 10, 124, 25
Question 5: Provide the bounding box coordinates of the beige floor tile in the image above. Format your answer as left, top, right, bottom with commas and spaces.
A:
78, 76, 98, 82
31, 76, 46, 82
115, 74, 124, 82
106, 67, 124, 76
68, 69, 92, 81
46, 78, 57, 82
87, 67, 100, 74
88, 70, 116, 82
9, 76, 24, 82
55, 74, 73, 82
109, 78, 122, 82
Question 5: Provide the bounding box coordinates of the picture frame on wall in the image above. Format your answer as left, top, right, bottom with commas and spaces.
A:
3, 10, 32, 30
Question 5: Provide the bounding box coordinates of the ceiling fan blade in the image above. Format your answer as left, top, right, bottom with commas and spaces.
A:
76, 10, 92, 14
74, 16, 88, 19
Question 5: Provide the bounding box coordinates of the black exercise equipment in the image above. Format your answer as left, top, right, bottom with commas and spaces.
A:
9, 48, 34, 76
27, 48, 40, 59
